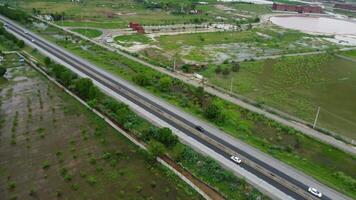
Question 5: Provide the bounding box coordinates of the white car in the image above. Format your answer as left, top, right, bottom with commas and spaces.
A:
31, 39, 36, 42
24, 31, 29, 34
230, 155, 242, 164
308, 187, 322, 198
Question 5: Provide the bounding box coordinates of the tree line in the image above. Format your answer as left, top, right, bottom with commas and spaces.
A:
44, 57, 178, 157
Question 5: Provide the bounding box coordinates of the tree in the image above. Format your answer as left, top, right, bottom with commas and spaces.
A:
215, 66, 222, 74
204, 102, 225, 122
222, 68, 230, 76
231, 62, 240, 72
74, 78, 94, 100
44, 57, 51, 66
159, 77, 172, 91
195, 86, 205, 106
59, 70, 75, 86
88, 85, 101, 101
0, 67, 6, 77
148, 140, 166, 157
181, 64, 193, 73
157, 128, 178, 148
17, 40, 25, 48
133, 74, 150, 86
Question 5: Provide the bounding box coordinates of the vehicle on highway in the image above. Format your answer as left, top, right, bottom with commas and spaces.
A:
308, 187, 322, 198
31, 39, 36, 42
230, 155, 242, 164
195, 125, 204, 132
24, 31, 29, 34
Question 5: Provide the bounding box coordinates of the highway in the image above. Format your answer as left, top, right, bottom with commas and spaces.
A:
0, 15, 348, 200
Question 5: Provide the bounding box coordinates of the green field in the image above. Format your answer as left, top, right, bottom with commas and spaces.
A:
201, 54, 356, 140
9, 0, 216, 28
115, 34, 152, 46
143, 27, 336, 65
342, 50, 356, 59
71, 28, 102, 38
0, 53, 200, 200
25, 18, 356, 199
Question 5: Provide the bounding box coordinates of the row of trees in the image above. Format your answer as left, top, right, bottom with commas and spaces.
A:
0, 5, 29, 23
135, 0, 200, 14
215, 61, 241, 75
44, 57, 179, 157
0, 23, 25, 49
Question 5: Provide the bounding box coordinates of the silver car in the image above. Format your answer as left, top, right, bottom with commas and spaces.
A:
308, 187, 322, 198
230, 155, 242, 164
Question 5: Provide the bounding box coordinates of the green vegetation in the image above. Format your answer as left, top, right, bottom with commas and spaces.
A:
71, 28, 102, 38
41, 56, 267, 199
0, 52, 200, 200
201, 54, 356, 140
0, 66, 6, 77
25, 18, 356, 198
0, 22, 25, 50
272, 0, 306, 5
342, 50, 356, 59
115, 34, 152, 46
233, 3, 272, 16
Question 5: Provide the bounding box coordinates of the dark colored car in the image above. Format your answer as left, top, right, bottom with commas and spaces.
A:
195, 126, 204, 132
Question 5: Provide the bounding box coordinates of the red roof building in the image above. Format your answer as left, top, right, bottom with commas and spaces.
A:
272, 3, 322, 13
129, 22, 145, 34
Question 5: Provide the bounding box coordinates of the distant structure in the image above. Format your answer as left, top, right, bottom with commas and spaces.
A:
334, 3, 356, 11
272, 3, 323, 13
129, 22, 145, 34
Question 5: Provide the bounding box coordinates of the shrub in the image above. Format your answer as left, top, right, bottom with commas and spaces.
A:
0, 66, 6, 77
215, 66, 222, 74
222, 68, 230, 76
42, 161, 50, 169
148, 140, 166, 157
87, 176, 97, 185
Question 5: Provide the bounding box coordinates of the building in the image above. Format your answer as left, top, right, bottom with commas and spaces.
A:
334, 3, 356, 11
129, 22, 145, 34
272, 3, 322, 13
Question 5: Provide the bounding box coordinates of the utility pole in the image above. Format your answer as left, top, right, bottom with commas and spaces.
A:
173, 56, 176, 72
230, 77, 233, 93
313, 106, 320, 129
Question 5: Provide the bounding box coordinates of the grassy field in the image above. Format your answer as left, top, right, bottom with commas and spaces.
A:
25, 19, 356, 199
8, 0, 217, 29
232, 3, 272, 16
71, 28, 103, 38
201, 54, 356, 140
0, 53, 200, 200
342, 50, 356, 59
146, 26, 336, 64
110, 26, 337, 67
5, 0, 273, 30
115, 34, 152, 47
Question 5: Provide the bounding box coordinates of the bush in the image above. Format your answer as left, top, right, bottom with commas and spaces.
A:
159, 77, 173, 91
222, 68, 230, 76
204, 102, 225, 123
148, 140, 166, 157
215, 66, 222, 74
0, 66, 6, 77
87, 176, 97, 185
231, 62, 240, 72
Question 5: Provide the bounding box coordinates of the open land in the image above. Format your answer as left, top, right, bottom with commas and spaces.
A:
201, 54, 356, 140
